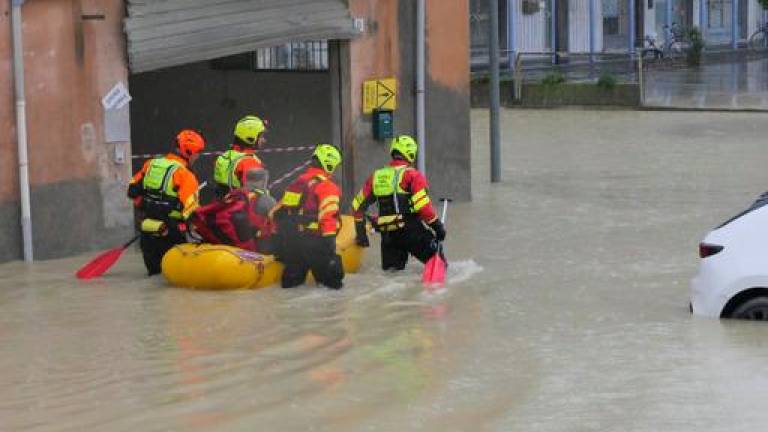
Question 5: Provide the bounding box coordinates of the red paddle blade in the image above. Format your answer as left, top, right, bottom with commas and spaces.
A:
422, 254, 446, 287
75, 247, 126, 280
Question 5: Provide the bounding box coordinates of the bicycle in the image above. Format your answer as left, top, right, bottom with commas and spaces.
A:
749, 22, 768, 50
641, 23, 686, 60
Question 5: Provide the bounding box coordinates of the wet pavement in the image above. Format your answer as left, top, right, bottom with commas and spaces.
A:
644, 58, 768, 109
3, 109, 768, 431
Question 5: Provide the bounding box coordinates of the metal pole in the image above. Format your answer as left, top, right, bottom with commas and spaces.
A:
629, 0, 637, 56
638, 49, 645, 105
489, 0, 502, 183
699, 0, 706, 41
11, 0, 33, 263
416, 0, 427, 174
731, 0, 738, 49
589, 0, 596, 63
551, 0, 558, 64
507, 0, 517, 70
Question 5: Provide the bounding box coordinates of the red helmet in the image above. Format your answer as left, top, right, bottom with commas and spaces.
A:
176, 129, 205, 158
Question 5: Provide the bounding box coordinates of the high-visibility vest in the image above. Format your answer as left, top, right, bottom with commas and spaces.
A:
142, 157, 183, 220
371, 166, 414, 231
214, 150, 259, 189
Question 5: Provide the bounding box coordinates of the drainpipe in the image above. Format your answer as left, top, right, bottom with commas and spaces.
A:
416, 0, 426, 175
11, 0, 33, 263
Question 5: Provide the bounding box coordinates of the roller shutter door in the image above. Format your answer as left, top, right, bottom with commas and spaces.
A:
125, 0, 357, 73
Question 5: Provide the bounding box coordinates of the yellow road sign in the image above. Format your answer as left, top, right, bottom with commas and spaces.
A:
363, 78, 397, 114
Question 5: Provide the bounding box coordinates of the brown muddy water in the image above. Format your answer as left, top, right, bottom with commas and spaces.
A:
2, 109, 768, 431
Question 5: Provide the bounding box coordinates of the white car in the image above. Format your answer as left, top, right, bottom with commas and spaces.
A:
691, 194, 768, 320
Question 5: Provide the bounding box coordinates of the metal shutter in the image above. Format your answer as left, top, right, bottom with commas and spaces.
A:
125, 0, 357, 73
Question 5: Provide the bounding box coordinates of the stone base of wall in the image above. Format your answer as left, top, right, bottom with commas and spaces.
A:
0, 177, 134, 264
471, 81, 640, 108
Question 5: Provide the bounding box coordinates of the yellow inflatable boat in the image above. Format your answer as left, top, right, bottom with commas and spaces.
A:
161, 215, 365, 290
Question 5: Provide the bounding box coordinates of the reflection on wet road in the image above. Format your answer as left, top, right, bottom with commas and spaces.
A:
645, 58, 768, 109
2, 109, 768, 431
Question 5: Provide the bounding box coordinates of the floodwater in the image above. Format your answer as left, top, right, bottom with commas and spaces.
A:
644, 58, 768, 110
3, 109, 768, 431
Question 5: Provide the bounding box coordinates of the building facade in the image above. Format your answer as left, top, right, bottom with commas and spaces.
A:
1, 0, 471, 263
471, 0, 767, 65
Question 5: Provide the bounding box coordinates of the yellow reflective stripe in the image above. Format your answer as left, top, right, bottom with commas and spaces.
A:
377, 215, 400, 224
412, 195, 431, 211
352, 192, 365, 211
306, 222, 319, 230
319, 196, 339, 208
282, 191, 302, 207
318, 204, 339, 218
181, 202, 199, 220
411, 189, 428, 203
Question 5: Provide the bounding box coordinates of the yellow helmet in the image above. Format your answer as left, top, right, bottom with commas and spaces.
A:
390, 135, 418, 163
234, 115, 266, 146
313, 143, 342, 174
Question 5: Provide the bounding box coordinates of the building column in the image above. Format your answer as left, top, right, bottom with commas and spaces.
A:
731, 0, 738, 49
551, 0, 558, 64
666, 0, 673, 44
507, 0, 517, 70
629, 0, 636, 55
589, 0, 596, 61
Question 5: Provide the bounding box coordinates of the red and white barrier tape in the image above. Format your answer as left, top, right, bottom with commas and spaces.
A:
268, 160, 313, 189
130, 146, 314, 160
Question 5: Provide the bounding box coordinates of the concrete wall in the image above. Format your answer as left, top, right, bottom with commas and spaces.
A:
347, 0, 471, 202
1, 2, 22, 262
128, 64, 333, 201
0, 0, 133, 263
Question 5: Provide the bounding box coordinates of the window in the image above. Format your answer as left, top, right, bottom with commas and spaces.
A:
211, 41, 329, 71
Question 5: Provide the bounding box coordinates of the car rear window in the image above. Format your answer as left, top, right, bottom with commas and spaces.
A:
718, 192, 768, 228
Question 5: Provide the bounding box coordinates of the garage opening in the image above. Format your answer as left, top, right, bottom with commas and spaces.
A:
123, 1, 356, 200
129, 41, 342, 201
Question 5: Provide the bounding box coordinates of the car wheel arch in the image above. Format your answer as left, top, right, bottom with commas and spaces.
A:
720, 287, 768, 318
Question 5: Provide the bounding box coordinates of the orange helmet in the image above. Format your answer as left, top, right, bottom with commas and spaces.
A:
176, 129, 205, 158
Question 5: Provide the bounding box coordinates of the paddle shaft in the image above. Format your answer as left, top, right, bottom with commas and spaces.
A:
122, 234, 140, 249
440, 198, 450, 224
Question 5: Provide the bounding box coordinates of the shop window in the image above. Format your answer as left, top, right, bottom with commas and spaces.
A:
522, 0, 541, 14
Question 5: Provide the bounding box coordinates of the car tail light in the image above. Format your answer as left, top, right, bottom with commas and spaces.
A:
699, 243, 724, 258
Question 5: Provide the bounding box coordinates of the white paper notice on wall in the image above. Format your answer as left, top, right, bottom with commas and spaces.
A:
101, 82, 132, 110
105, 106, 131, 143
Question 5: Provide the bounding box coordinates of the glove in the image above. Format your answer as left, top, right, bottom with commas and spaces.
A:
429, 220, 446, 242
355, 220, 370, 248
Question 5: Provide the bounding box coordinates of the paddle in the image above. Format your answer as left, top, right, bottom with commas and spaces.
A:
422, 198, 450, 287
76, 235, 140, 280
76, 181, 209, 280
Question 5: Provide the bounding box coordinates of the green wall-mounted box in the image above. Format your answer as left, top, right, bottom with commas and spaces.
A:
372, 110, 394, 141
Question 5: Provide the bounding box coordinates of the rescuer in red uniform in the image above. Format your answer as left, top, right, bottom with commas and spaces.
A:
352, 135, 446, 271
271, 144, 344, 289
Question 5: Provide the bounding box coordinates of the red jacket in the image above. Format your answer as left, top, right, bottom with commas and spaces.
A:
191, 189, 274, 252
275, 167, 340, 237
231, 145, 265, 186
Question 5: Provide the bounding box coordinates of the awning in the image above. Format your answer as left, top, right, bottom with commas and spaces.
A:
125, 0, 358, 73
